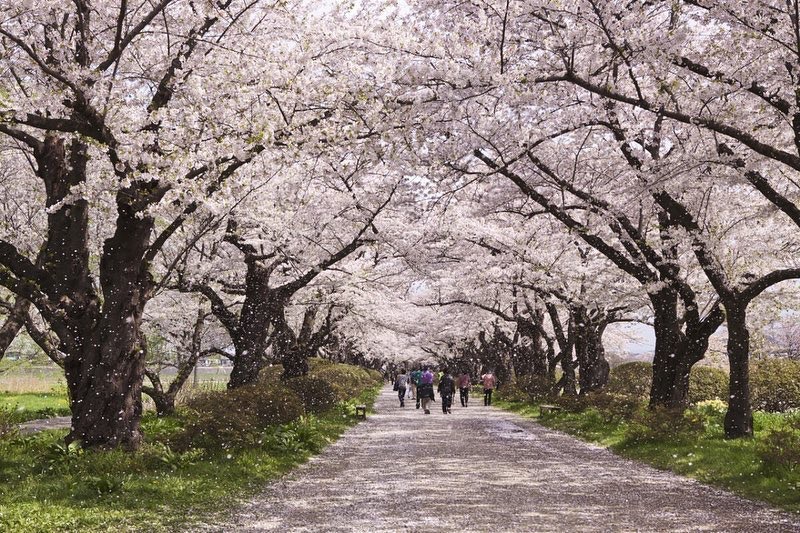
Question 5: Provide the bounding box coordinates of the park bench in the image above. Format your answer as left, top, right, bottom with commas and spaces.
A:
355, 405, 367, 419
539, 404, 562, 416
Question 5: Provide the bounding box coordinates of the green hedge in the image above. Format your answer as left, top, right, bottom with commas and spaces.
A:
688, 366, 728, 404
751, 359, 800, 413
606, 362, 652, 399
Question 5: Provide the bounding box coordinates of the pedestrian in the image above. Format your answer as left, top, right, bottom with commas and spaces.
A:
481, 370, 497, 406
410, 366, 422, 406
394, 368, 409, 407
437, 367, 455, 414
457, 371, 471, 407
418, 365, 436, 414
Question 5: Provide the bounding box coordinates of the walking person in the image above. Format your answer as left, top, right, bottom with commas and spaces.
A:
481, 370, 497, 406
437, 368, 455, 414
418, 366, 436, 414
457, 371, 471, 407
394, 368, 409, 407
410, 367, 422, 407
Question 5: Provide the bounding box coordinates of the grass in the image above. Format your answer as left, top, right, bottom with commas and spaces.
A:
495, 398, 800, 513
0, 392, 71, 423
0, 385, 381, 532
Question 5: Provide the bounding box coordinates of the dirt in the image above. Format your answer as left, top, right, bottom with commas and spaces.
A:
200, 386, 800, 532
18, 416, 71, 435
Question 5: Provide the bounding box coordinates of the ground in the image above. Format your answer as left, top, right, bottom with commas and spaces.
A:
202, 387, 800, 532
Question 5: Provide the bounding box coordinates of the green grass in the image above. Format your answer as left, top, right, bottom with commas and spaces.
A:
496, 399, 800, 513
0, 385, 381, 532
0, 392, 71, 423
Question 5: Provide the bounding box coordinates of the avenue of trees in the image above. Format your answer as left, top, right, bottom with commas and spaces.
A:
1, 0, 799, 449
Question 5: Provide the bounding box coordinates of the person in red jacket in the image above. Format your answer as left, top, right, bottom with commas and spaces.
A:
481, 370, 497, 406
457, 372, 471, 407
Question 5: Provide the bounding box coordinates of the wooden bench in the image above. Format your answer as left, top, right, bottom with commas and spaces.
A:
355, 405, 367, 419
539, 404, 563, 416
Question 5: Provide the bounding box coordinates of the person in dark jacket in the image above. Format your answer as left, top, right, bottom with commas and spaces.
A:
437, 368, 456, 414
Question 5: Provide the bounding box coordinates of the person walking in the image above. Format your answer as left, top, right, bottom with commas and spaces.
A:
394, 369, 409, 407
457, 372, 471, 407
437, 368, 456, 414
410, 367, 422, 407
418, 366, 436, 414
481, 370, 497, 406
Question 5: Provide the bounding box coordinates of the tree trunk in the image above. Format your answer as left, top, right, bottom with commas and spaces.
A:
724, 304, 754, 438
64, 200, 153, 450
669, 304, 726, 408
144, 386, 176, 417
228, 266, 275, 389
0, 297, 31, 360
281, 347, 310, 379
583, 321, 610, 392
649, 288, 682, 407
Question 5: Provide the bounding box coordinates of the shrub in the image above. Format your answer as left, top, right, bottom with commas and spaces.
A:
553, 393, 591, 413
310, 364, 381, 401
688, 366, 729, 404
757, 416, 800, 472
496, 380, 529, 403
178, 383, 305, 449
751, 358, 800, 412
606, 362, 652, 399
585, 391, 645, 422
516, 374, 556, 402
285, 376, 338, 414
625, 406, 705, 443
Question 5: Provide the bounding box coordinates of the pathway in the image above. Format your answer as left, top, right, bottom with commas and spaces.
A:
18, 416, 71, 435
205, 386, 800, 532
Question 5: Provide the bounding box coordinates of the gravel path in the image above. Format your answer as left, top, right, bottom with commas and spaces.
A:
18, 416, 71, 435
206, 386, 800, 532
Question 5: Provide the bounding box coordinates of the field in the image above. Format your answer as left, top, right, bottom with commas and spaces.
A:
0, 364, 232, 423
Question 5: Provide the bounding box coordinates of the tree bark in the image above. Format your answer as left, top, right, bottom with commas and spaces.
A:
648, 288, 683, 407
724, 304, 753, 438
227, 264, 276, 389
64, 196, 154, 450
0, 297, 31, 361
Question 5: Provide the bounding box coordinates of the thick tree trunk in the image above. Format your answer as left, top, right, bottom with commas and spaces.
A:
228, 265, 275, 389
573, 308, 610, 394
64, 201, 153, 450
583, 322, 610, 392
281, 347, 310, 379
649, 288, 683, 407
724, 304, 753, 438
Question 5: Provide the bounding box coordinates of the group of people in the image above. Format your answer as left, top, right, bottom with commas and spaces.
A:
393, 366, 497, 414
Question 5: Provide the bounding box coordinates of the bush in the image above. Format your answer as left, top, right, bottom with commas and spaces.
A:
177, 383, 305, 449
625, 406, 705, 443
516, 374, 555, 402
496, 381, 529, 403
607, 362, 652, 399
688, 366, 729, 404
553, 393, 591, 413
751, 358, 800, 412
758, 416, 800, 472
585, 391, 645, 422
285, 376, 338, 414
310, 364, 381, 401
